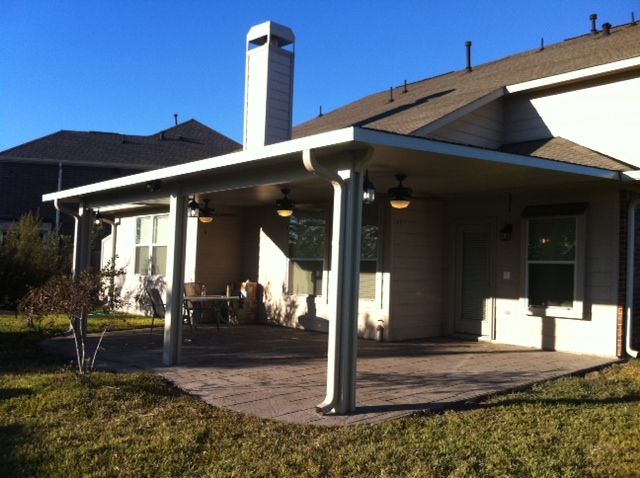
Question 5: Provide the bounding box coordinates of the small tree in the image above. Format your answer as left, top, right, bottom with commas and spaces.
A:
20, 265, 124, 375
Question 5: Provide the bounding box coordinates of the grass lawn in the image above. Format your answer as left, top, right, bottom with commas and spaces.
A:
1, 314, 639, 477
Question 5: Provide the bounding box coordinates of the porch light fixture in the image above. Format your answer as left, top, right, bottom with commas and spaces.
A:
198, 198, 214, 224
388, 173, 412, 209
93, 210, 102, 225
363, 170, 376, 204
187, 196, 200, 218
499, 223, 513, 241
276, 188, 295, 217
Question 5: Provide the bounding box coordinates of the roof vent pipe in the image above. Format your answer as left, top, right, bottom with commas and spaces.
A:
632, 12, 636, 25
590, 13, 598, 34
602, 22, 612, 35
173, 113, 178, 126
465, 41, 472, 72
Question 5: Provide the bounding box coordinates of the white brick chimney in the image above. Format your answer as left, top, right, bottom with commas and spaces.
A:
243, 21, 295, 150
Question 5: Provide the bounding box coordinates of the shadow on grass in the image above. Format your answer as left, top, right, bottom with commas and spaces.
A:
0, 329, 65, 374
0, 388, 32, 401
0, 424, 39, 478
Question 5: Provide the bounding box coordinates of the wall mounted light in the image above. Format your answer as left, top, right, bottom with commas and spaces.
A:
187, 196, 200, 218
499, 223, 513, 241
276, 188, 295, 217
388, 173, 412, 209
198, 198, 214, 224
363, 170, 376, 204
93, 210, 103, 225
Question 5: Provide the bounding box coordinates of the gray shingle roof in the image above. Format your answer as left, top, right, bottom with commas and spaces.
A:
0, 119, 241, 169
293, 23, 640, 157
500, 137, 632, 171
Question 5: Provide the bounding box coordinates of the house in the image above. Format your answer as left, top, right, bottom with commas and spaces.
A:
43, 19, 640, 414
0, 119, 240, 239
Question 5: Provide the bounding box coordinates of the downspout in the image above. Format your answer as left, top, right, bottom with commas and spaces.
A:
625, 198, 640, 358
302, 149, 344, 414
303, 147, 373, 414
56, 162, 63, 233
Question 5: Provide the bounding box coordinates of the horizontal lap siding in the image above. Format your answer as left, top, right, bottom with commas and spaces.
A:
503, 72, 640, 166
427, 99, 504, 149
389, 199, 446, 340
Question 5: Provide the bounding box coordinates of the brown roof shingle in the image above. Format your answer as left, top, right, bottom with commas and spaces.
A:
500, 137, 632, 171
294, 24, 640, 139
0, 119, 241, 168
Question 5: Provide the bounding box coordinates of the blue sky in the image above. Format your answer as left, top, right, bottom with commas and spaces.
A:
1, 0, 637, 150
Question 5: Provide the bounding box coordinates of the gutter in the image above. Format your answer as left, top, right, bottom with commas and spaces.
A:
625, 198, 640, 358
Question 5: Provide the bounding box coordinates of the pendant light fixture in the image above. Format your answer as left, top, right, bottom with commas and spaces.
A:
363, 170, 376, 204
198, 198, 214, 224
276, 188, 295, 217
388, 173, 412, 209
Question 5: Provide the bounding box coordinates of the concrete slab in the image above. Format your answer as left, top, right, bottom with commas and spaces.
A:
42, 324, 616, 426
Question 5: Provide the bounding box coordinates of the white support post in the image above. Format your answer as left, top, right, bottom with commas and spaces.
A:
337, 169, 363, 412
71, 203, 93, 339
163, 194, 188, 366
303, 149, 364, 414
72, 203, 93, 278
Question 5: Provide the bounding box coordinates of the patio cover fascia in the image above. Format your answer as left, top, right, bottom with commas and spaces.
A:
42, 126, 635, 416
43, 126, 626, 207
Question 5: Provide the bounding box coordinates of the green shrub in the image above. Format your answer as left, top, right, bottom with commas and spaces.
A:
0, 213, 71, 306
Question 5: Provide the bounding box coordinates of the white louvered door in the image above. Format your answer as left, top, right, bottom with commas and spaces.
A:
454, 224, 494, 337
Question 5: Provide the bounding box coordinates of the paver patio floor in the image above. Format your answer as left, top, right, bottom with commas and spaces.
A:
43, 324, 615, 426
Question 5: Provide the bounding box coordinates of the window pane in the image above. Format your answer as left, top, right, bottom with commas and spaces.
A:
289, 215, 325, 258
153, 215, 169, 243
134, 246, 150, 274
152, 246, 167, 275
359, 260, 376, 299
529, 263, 574, 308
528, 217, 576, 261
136, 217, 152, 245
291, 260, 323, 295
361, 204, 379, 260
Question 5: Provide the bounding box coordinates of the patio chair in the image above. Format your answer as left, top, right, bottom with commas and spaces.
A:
144, 286, 165, 338
183, 282, 205, 329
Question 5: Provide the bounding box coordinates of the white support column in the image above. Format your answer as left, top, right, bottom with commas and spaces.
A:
73, 203, 93, 277
337, 169, 363, 412
303, 149, 364, 414
163, 194, 188, 366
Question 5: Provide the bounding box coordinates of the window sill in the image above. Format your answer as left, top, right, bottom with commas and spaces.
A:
526, 306, 585, 320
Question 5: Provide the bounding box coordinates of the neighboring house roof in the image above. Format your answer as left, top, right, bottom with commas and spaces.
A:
0, 119, 241, 169
293, 23, 640, 152
500, 137, 632, 172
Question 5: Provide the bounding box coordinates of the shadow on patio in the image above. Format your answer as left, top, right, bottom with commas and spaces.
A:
42, 324, 616, 426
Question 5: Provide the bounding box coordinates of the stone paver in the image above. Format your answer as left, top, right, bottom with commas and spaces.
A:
42, 324, 616, 426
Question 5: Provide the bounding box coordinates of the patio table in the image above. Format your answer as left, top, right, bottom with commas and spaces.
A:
184, 295, 241, 331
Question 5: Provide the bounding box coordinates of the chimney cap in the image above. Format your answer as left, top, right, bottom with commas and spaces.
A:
247, 21, 295, 47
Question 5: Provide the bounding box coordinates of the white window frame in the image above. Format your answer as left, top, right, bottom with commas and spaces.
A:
287, 213, 328, 298
134, 214, 169, 276
523, 214, 586, 319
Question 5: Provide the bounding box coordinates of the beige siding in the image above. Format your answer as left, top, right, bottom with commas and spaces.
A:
446, 184, 620, 357
427, 99, 504, 149
195, 208, 244, 294
504, 71, 640, 166
388, 199, 446, 341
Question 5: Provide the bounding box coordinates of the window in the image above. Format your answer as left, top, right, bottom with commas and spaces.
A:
524, 205, 586, 318
288, 214, 325, 295
360, 203, 380, 300
135, 214, 168, 275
